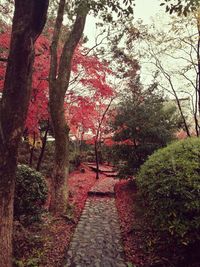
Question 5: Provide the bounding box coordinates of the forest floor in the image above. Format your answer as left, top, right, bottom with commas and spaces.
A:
13, 163, 152, 267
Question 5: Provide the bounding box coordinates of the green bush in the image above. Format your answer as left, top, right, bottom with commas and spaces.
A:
14, 165, 47, 223
137, 137, 200, 264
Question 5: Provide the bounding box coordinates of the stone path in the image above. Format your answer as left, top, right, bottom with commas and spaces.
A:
88, 177, 117, 196
63, 169, 127, 267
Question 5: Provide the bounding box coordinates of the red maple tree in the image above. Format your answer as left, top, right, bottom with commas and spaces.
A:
0, 28, 116, 144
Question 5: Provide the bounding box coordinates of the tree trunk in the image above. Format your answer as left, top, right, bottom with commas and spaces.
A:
197, 23, 200, 119
0, 1, 49, 266
163, 68, 191, 137
94, 140, 100, 179
29, 132, 36, 167
36, 120, 49, 171
194, 86, 199, 137
173, 92, 191, 137
94, 98, 114, 180
49, 1, 88, 213
49, 81, 70, 213
195, 20, 200, 136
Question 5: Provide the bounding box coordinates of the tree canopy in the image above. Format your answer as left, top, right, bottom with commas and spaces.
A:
160, 0, 200, 16
110, 81, 182, 176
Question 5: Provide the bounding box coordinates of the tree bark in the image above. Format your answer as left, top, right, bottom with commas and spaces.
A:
196, 19, 200, 136
36, 120, 49, 171
49, 1, 88, 213
49, 80, 70, 213
94, 140, 100, 179
29, 132, 36, 167
0, 1, 49, 266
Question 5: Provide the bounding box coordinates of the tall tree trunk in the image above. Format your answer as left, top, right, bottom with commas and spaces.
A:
195, 19, 200, 136
197, 22, 200, 119
0, 1, 49, 266
49, 1, 88, 213
49, 81, 70, 213
194, 82, 199, 137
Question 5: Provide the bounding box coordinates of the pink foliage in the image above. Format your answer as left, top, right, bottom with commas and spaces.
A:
0, 28, 115, 139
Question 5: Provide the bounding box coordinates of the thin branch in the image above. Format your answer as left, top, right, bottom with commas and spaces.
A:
83, 30, 108, 56
96, 97, 115, 142
151, 52, 191, 137
180, 72, 196, 90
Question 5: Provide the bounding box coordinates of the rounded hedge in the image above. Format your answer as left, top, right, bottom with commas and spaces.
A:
14, 164, 48, 223
137, 137, 200, 248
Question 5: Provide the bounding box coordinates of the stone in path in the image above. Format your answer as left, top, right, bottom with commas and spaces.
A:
86, 163, 114, 173
64, 197, 127, 267
88, 177, 117, 197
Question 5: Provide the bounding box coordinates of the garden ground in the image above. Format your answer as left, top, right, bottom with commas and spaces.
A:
13, 163, 157, 267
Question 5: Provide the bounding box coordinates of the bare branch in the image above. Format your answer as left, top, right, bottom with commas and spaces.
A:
83, 30, 108, 56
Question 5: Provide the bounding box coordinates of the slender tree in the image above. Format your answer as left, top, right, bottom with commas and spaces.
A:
49, 0, 88, 213
94, 97, 114, 179
49, 0, 134, 213
0, 1, 49, 266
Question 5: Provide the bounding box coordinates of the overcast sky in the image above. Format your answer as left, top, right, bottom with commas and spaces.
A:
134, 0, 163, 22
85, 0, 166, 46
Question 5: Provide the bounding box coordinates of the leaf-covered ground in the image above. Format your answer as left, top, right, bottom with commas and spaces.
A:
115, 179, 154, 267
13, 164, 97, 267
115, 178, 200, 267
14, 165, 155, 267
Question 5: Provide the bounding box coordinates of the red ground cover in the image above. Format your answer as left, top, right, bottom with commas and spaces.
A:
68, 164, 97, 221
14, 164, 120, 266
39, 164, 97, 266
115, 179, 149, 267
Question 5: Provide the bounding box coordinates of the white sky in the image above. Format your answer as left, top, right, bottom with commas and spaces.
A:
85, 0, 165, 46
134, 0, 163, 22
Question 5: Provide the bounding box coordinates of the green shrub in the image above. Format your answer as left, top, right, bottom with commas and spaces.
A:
137, 137, 200, 264
14, 165, 47, 223
18, 141, 55, 176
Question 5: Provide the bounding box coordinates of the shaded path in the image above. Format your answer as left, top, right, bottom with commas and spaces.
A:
64, 166, 127, 267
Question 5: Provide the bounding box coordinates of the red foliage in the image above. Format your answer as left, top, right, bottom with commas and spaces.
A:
67, 94, 115, 146
115, 180, 148, 266
68, 164, 97, 220
0, 29, 10, 90
25, 36, 50, 136
104, 138, 115, 146
0, 27, 115, 139
40, 164, 97, 266
103, 137, 134, 147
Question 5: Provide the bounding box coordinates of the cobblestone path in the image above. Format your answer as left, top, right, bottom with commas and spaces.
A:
88, 177, 117, 196
64, 172, 127, 267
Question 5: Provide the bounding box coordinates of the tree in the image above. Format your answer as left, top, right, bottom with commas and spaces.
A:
49, 0, 88, 213
93, 97, 114, 179
127, 13, 200, 136
147, 50, 191, 137
110, 79, 182, 177
160, 0, 200, 16
0, 22, 116, 169
49, 0, 134, 213
77, 96, 115, 178
0, 1, 49, 266
67, 60, 115, 150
